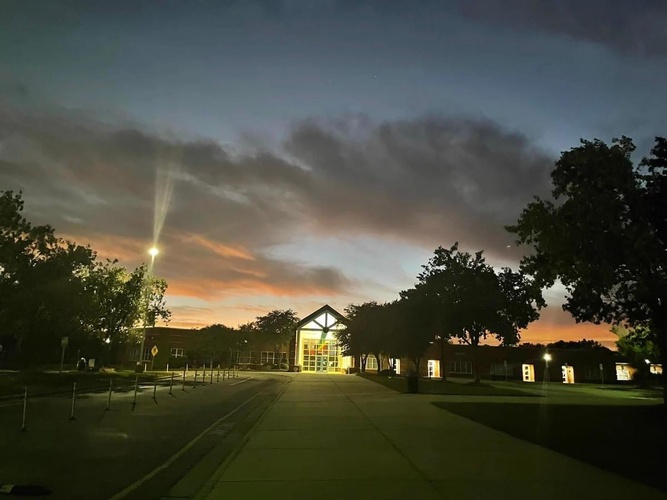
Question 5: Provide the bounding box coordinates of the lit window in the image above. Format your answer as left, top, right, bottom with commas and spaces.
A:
366, 355, 378, 370
170, 347, 184, 358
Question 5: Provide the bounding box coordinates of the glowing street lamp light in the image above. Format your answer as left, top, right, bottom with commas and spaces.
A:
645, 358, 651, 365
543, 353, 552, 362
149, 247, 159, 258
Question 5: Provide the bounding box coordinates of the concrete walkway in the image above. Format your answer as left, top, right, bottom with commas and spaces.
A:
198, 374, 664, 500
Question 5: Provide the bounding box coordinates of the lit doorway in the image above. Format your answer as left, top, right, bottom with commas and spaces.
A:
522, 364, 535, 382
562, 365, 575, 384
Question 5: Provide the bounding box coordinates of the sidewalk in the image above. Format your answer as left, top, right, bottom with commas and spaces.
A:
198, 374, 664, 500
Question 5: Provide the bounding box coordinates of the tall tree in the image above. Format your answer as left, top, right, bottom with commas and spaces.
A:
83, 260, 170, 364
0, 191, 95, 364
385, 296, 436, 377
336, 302, 383, 372
508, 137, 667, 402
254, 309, 299, 366
416, 243, 544, 382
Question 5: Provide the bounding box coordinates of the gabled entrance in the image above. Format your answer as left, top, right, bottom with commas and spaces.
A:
294, 305, 349, 373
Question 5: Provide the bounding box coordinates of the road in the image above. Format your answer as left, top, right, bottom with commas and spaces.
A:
0, 372, 290, 499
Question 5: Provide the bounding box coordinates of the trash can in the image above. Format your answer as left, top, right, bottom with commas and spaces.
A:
406, 375, 419, 393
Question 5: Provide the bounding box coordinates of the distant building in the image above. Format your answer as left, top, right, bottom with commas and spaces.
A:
132, 305, 661, 384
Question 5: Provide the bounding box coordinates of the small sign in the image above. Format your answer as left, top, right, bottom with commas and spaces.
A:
61, 336, 69, 347
151, 345, 159, 357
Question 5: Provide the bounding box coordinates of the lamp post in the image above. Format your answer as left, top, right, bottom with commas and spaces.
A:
137, 247, 159, 372
543, 353, 551, 383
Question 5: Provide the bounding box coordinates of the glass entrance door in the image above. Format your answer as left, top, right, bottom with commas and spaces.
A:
302, 340, 340, 373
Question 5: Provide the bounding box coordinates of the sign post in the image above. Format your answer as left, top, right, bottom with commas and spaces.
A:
59, 337, 69, 374
151, 345, 158, 371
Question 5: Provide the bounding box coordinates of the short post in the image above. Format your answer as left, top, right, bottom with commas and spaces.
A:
105, 378, 113, 411
185, 363, 189, 375
166, 363, 169, 373
193, 368, 198, 389
69, 382, 77, 421
169, 372, 174, 395
131, 375, 139, 411
202, 365, 207, 386
216, 369, 220, 382
152, 374, 158, 402
182, 367, 186, 391
21, 387, 27, 432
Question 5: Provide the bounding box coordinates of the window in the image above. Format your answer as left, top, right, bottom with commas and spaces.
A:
142, 347, 152, 362
170, 347, 184, 358
238, 351, 255, 364
491, 363, 513, 376
366, 355, 378, 370
260, 351, 287, 365
448, 361, 472, 374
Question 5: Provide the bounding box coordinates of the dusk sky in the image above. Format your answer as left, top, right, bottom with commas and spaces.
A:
2, 0, 666, 347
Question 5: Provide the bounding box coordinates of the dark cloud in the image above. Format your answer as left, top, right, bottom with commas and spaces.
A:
456, 0, 667, 57
0, 94, 554, 301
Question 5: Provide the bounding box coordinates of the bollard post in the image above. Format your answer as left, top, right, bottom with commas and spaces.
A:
131, 375, 139, 411
69, 382, 77, 421
152, 374, 158, 402
182, 367, 186, 391
217, 369, 220, 383
21, 387, 27, 432
169, 372, 174, 395
193, 368, 198, 389
166, 363, 169, 373
202, 365, 206, 386
185, 363, 188, 375
105, 378, 113, 411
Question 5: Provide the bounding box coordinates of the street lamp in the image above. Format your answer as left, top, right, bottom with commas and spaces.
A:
137, 246, 159, 372
543, 353, 551, 382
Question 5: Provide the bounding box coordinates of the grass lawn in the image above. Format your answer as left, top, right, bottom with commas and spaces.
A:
433, 401, 666, 492
360, 373, 540, 397
0, 370, 166, 399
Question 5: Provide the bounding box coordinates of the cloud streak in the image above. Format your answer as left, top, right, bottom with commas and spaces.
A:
456, 0, 667, 58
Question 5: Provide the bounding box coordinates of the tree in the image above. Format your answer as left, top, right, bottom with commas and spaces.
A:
189, 324, 238, 366
416, 243, 544, 382
336, 302, 384, 372
254, 309, 299, 367
547, 339, 609, 351
0, 191, 95, 365
612, 325, 661, 384
82, 260, 170, 364
508, 137, 667, 402
386, 296, 437, 376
